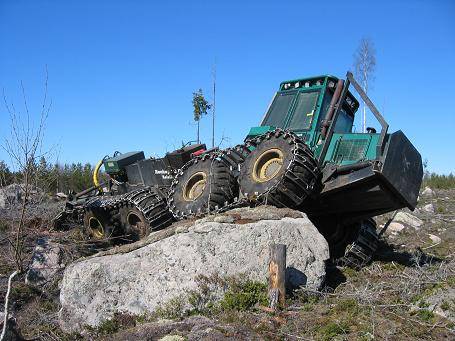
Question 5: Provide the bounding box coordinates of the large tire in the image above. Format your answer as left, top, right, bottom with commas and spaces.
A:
238, 129, 320, 208
339, 218, 379, 269
168, 153, 237, 218
311, 216, 360, 259
119, 206, 150, 242
83, 209, 115, 242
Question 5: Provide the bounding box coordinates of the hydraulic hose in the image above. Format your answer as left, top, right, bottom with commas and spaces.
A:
93, 158, 104, 188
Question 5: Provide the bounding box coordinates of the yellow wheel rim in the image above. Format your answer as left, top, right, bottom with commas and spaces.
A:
183, 171, 207, 201
88, 216, 105, 239
252, 148, 284, 183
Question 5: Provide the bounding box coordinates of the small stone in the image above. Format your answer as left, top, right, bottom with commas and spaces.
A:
393, 211, 423, 229
428, 234, 441, 244
387, 222, 405, 234
56, 192, 67, 199
421, 186, 435, 197
175, 226, 189, 234
422, 203, 435, 213
26, 237, 64, 286
159, 336, 186, 341
213, 215, 235, 224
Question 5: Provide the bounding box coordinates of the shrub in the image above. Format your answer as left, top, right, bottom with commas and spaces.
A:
422, 173, 455, 189
220, 280, 268, 311
319, 321, 350, 340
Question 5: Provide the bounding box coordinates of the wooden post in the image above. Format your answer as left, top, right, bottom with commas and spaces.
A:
268, 243, 286, 310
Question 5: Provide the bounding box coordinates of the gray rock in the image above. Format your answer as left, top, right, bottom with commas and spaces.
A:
386, 222, 405, 234
159, 336, 186, 341
421, 186, 435, 197
393, 211, 423, 229
213, 215, 235, 223
0, 191, 5, 208
422, 203, 435, 213
59, 208, 329, 332
428, 234, 441, 244
26, 238, 64, 286
56, 192, 67, 199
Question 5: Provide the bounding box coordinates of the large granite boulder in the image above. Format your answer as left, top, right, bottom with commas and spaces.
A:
59, 206, 329, 332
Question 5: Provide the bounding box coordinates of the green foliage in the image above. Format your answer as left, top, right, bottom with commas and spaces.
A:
440, 301, 450, 311
192, 89, 211, 122
0, 160, 14, 186
11, 283, 40, 307
155, 296, 186, 319
422, 173, 455, 189
84, 312, 139, 337
319, 321, 350, 340
416, 309, 434, 322
219, 280, 268, 311
192, 88, 211, 143
0, 157, 95, 193
334, 298, 359, 313
0, 220, 9, 232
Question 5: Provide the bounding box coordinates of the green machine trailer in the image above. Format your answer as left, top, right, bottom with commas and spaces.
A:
54, 71, 422, 268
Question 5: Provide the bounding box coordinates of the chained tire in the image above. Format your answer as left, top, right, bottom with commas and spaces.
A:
311, 216, 360, 259
120, 206, 149, 241
238, 129, 320, 208
337, 218, 379, 269
168, 153, 237, 219
83, 209, 115, 242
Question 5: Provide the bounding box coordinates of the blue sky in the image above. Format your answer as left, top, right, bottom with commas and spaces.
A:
1, 0, 454, 173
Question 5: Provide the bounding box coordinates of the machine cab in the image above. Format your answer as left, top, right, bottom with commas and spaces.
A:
248, 75, 359, 150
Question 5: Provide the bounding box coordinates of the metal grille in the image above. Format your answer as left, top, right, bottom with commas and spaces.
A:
333, 139, 369, 162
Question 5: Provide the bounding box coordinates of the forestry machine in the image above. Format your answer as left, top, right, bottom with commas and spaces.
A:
54, 72, 422, 268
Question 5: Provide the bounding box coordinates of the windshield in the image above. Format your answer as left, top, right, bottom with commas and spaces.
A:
287, 91, 320, 130
262, 92, 295, 128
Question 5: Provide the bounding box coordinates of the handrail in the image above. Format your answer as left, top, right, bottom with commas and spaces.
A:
318, 76, 351, 166
346, 72, 389, 157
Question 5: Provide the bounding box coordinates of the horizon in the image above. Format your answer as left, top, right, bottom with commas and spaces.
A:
1, 0, 454, 174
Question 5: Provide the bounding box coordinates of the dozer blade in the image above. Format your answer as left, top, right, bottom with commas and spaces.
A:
307, 131, 422, 224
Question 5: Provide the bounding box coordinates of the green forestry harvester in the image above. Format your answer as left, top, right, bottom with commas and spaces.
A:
54, 72, 422, 268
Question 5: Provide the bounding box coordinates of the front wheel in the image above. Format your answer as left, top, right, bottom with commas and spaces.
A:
238, 129, 320, 209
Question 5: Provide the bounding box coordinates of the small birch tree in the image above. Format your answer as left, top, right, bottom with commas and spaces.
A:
2, 69, 52, 272
192, 89, 211, 144
353, 37, 376, 133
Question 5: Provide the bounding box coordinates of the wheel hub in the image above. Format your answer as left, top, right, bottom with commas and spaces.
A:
183, 172, 207, 201
252, 148, 284, 182
88, 216, 104, 239
127, 211, 147, 237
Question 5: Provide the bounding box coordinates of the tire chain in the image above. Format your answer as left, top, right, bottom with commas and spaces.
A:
242, 128, 320, 207
167, 145, 251, 219
337, 220, 380, 269
81, 187, 174, 231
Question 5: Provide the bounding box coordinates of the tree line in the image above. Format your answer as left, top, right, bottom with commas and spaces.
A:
0, 157, 95, 194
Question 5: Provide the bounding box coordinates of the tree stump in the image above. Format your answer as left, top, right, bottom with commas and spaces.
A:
268, 243, 286, 310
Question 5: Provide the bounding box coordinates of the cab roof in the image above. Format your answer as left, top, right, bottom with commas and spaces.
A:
279, 74, 359, 113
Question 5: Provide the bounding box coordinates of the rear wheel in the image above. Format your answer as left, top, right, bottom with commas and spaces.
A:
83, 209, 114, 242
239, 129, 320, 208
168, 153, 237, 218
120, 206, 149, 241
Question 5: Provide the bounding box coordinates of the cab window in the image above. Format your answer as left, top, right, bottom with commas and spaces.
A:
287, 91, 320, 131
318, 90, 353, 133
262, 92, 295, 128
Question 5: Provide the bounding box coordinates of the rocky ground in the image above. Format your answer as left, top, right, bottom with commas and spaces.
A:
0, 187, 454, 340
